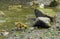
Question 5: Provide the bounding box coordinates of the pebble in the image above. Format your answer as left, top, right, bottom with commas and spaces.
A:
1, 31, 9, 36
39, 3, 44, 8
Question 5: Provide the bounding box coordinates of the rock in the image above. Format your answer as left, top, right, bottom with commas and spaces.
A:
34, 9, 53, 22
34, 9, 45, 17
36, 17, 50, 24
29, 27, 34, 31
1, 30, 9, 36
39, 3, 44, 8
33, 17, 51, 28
49, 0, 58, 7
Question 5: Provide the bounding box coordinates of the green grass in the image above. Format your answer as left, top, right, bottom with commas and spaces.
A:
0, 4, 57, 31
0, 6, 35, 30
0, 7, 57, 34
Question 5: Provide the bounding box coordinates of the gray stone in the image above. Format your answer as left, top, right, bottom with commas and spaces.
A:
33, 17, 51, 28
34, 9, 53, 22
36, 17, 50, 24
